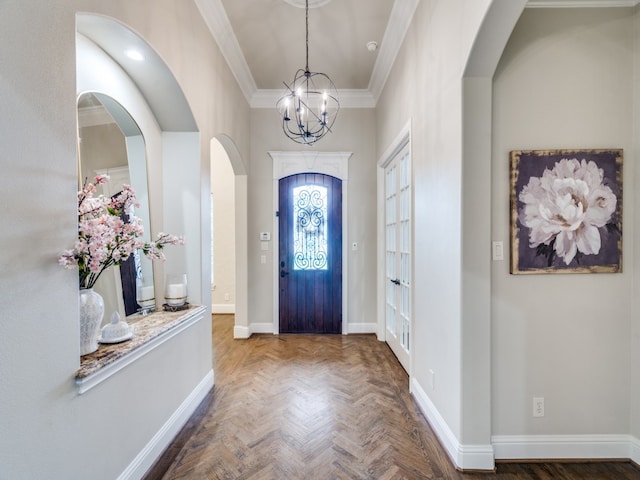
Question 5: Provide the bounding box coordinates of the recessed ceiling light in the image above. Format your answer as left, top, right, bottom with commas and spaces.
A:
125, 49, 144, 61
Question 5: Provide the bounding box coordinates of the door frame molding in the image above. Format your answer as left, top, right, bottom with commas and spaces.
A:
269, 151, 351, 335
377, 120, 411, 351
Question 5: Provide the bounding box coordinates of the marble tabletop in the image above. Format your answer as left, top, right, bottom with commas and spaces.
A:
76, 304, 204, 379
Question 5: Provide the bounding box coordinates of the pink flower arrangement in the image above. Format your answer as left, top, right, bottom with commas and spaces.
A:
59, 174, 184, 289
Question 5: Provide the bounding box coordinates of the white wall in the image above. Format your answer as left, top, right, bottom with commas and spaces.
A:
0, 0, 250, 478
212, 138, 236, 312
375, 0, 501, 466
633, 4, 640, 450
248, 108, 377, 333
376, 0, 640, 467
492, 3, 636, 452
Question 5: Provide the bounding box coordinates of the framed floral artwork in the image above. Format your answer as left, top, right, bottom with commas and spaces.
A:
510, 149, 622, 274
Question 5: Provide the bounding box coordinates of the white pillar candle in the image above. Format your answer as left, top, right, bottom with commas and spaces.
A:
138, 286, 155, 301
166, 283, 186, 298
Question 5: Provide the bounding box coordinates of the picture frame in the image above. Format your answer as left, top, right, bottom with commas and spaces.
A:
510, 149, 622, 274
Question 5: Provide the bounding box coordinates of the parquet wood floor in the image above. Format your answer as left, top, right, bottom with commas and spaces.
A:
145, 315, 640, 480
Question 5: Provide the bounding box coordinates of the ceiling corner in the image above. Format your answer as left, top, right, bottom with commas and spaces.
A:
194, 0, 257, 103
526, 0, 640, 7
250, 89, 376, 109
368, 0, 420, 102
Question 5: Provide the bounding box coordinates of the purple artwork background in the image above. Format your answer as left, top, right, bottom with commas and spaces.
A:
513, 150, 622, 272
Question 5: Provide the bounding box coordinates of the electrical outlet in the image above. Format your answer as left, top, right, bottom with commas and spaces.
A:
224, 293, 230, 302
533, 397, 544, 417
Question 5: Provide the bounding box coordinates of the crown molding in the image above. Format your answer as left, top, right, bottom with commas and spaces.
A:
196, 0, 635, 108
368, 0, 420, 102
283, 0, 332, 7
193, 0, 257, 103
527, 0, 640, 7
196, 0, 418, 109
250, 89, 376, 109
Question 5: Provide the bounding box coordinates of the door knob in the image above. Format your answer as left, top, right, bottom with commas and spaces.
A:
390, 278, 400, 285
280, 270, 289, 278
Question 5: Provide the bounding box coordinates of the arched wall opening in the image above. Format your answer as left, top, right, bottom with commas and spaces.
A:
211, 134, 249, 338
211, 138, 236, 313
458, 0, 526, 470
72, 13, 213, 479
76, 13, 204, 308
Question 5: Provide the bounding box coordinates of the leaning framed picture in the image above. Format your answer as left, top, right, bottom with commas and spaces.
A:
510, 149, 622, 274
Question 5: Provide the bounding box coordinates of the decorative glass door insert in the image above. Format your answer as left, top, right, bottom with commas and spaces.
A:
293, 185, 328, 271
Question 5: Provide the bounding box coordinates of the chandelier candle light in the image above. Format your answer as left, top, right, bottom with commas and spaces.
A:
276, 0, 339, 145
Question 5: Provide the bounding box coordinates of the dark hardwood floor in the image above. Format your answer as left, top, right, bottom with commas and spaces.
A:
144, 315, 640, 479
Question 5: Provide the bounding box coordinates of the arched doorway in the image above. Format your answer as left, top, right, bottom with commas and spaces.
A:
210, 135, 249, 338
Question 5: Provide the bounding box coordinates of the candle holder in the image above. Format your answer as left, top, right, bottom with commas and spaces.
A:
136, 283, 156, 315
164, 273, 188, 307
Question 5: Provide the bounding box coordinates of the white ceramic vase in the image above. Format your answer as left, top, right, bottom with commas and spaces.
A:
79, 288, 104, 355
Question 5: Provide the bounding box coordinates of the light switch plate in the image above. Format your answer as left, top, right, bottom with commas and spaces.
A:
492, 241, 504, 261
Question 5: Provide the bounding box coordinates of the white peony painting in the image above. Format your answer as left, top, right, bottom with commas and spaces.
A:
510, 149, 622, 274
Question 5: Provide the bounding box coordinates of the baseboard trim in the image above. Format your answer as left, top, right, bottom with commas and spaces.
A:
250, 323, 274, 334
492, 434, 638, 461
410, 378, 495, 471
212, 304, 235, 314
233, 325, 251, 339
346, 322, 378, 334
242, 322, 377, 336
632, 436, 640, 466
118, 369, 214, 480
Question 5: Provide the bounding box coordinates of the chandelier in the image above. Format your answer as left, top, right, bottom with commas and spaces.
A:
276, 0, 339, 145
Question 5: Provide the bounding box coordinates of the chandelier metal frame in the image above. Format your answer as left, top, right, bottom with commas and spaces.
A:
276, 0, 339, 145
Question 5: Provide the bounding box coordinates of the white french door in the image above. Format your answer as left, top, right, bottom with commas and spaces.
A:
384, 144, 411, 373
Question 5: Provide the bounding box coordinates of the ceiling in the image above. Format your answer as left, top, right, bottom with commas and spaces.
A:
77, 0, 640, 122
222, 0, 393, 90
195, 0, 640, 108
195, 0, 420, 107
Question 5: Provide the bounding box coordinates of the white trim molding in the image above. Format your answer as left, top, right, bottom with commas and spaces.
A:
346, 322, 378, 334
233, 325, 250, 339
412, 374, 640, 470
212, 303, 235, 314
250, 323, 276, 334
368, 0, 420, 101
76, 306, 207, 394
411, 378, 495, 471
118, 369, 214, 480
250, 89, 376, 109
631, 436, 640, 465
377, 120, 411, 345
493, 434, 640, 461
193, 0, 256, 103
527, 0, 640, 7
195, 0, 419, 108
